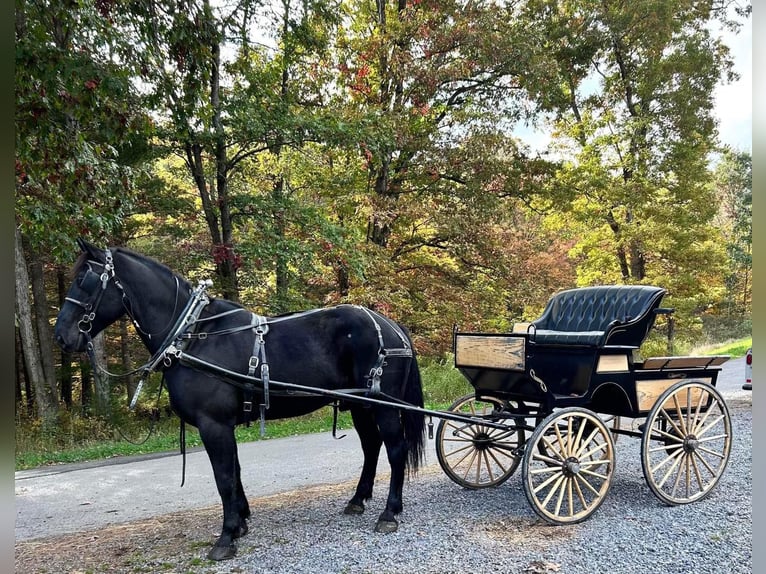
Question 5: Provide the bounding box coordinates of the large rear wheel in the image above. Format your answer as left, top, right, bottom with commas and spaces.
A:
641, 381, 731, 505
436, 394, 524, 489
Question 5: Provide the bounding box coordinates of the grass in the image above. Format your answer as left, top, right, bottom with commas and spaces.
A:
692, 337, 752, 358
15, 337, 750, 471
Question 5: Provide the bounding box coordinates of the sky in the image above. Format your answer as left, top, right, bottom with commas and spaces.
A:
713, 15, 752, 152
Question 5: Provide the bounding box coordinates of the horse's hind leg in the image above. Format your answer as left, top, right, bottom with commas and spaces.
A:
199, 420, 249, 561
374, 407, 407, 533
345, 406, 382, 515
235, 455, 251, 534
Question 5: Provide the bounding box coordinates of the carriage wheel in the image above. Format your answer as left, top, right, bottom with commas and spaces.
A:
641, 381, 731, 505
435, 394, 524, 489
522, 407, 615, 524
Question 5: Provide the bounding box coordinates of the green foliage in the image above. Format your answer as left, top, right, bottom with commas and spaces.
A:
15, 0, 154, 258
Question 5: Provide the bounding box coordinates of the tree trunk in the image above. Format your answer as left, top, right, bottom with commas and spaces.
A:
120, 317, 137, 402
25, 243, 59, 412
15, 226, 57, 424
57, 267, 73, 407
80, 357, 92, 413
15, 325, 29, 416
91, 332, 110, 416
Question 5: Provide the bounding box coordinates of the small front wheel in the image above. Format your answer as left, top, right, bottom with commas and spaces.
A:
436, 394, 524, 489
641, 381, 731, 505
522, 407, 615, 524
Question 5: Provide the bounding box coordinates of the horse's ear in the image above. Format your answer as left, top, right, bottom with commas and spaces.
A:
77, 237, 101, 258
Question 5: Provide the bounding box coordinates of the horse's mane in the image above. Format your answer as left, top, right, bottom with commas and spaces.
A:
113, 246, 194, 292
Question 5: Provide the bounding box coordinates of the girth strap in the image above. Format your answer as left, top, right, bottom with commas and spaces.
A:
245, 314, 271, 434
356, 306, 413, 395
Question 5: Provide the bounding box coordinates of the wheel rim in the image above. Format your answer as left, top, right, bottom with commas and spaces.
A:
436, 395, 524, 488
523, 408, 615, 524
641, 382, 732, 505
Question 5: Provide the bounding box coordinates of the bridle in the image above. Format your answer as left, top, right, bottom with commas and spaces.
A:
65, 249, 119, 337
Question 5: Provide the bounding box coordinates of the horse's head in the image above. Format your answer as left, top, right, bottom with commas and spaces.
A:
54, 238, 128, 353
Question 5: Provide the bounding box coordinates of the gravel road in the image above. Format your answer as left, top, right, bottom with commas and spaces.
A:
15, 358, 751, 574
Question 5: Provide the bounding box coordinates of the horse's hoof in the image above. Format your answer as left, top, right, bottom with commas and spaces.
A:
344, 503, 365, 515
374, 519, 398, 533
207, 543, 237, 561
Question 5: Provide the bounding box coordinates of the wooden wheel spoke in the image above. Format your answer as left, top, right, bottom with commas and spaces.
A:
696, 445, 727, 460
690, 452, 706, 492
695, 415, 726, 439
531, 465, 564, 475
442, 436, 477, 444
669, 454, 687, 498
697, 432, 729, 444
486, 447, 512, 471
650, 424, 685, 444
579, 458, 610, 469
554, 423, 568, 457
671, 394, 688, 435
461, 449, 479, 482
579, 440, 608, 460
554, 476, 568, 516
532, 451, 564, 467
444, 443, 475, 459
692, 450, 720, 475
533, 468, 566, 494
657, 409, 685, 439
574, 472, 601, 497
649, 443, 683, 454
574, 427, 601, 459
579, 468, 609, 481
690, 390, 709, 431
657, 450, 685, 489
650, 446, 684, 475
541, 474, 566, 508
541, 434, 565, 461
481, 451, 494, 482
572, 418, 588, 458
573, 473, 588, 508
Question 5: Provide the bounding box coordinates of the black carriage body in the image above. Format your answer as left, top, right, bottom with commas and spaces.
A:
453, 285, 728, 417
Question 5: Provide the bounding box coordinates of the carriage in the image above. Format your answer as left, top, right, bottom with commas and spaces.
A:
437, 285, 732, 524
55, 242, 733, 560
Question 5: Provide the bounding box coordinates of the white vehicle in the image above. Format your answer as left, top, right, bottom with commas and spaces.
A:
743, 347, 752, 390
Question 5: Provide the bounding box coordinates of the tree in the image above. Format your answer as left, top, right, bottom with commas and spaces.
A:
712, 147, 751, 315
521, 0, 739, 298
15, 0, 153, 418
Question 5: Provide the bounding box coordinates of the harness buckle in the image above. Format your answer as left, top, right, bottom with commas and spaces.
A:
248, 356, 259, 375
243, 401, 253, 412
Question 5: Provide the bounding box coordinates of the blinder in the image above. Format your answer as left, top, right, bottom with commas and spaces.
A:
65, 249, 118, 334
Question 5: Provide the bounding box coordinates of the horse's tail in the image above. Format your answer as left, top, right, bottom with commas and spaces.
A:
402, 350, 427, 476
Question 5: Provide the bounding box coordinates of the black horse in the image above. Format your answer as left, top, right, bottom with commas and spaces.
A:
54, 239, 426, 560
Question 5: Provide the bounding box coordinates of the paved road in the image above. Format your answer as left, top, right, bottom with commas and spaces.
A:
15, 356, 748, 542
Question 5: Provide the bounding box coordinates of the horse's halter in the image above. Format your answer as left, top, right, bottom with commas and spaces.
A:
65, 248, 121, 337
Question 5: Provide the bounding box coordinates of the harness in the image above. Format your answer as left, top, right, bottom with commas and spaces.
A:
70, 249, 414, 436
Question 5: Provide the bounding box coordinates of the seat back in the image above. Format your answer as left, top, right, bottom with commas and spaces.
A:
532, 285, 667, 347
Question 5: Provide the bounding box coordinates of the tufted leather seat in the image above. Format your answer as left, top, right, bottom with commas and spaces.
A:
530, 285, 667, 347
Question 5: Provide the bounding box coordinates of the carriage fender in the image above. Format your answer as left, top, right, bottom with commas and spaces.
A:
588, 381, 633, 416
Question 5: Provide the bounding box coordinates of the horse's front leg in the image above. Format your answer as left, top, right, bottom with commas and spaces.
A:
198, 420, 249, 561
